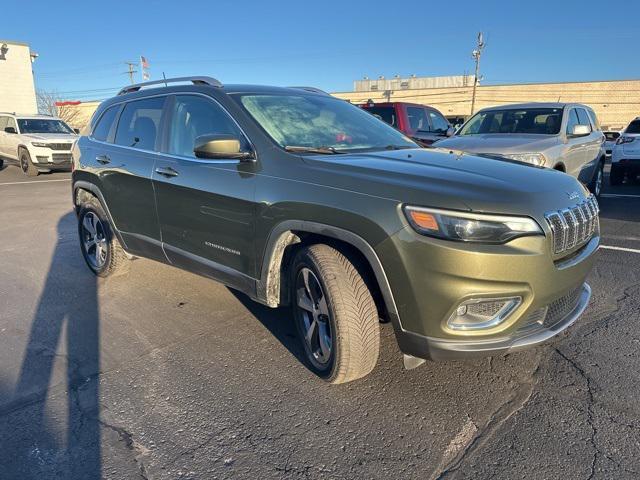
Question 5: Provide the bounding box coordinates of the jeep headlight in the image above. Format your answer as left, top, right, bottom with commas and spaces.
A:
31, 142, 49, 148
500, 152, 546, 166
404, 206, 542, 243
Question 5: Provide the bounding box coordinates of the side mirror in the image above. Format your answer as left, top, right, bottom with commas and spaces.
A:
193, 134, 254, 161
445, 126, 455, 137
4, 127, 17, 134
570, 124, 591, 137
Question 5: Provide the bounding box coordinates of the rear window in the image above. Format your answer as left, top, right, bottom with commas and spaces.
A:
115, 97, 166, 151
364, 106, 396, 127
92, 106, 119, 142
627, 121, 640, 134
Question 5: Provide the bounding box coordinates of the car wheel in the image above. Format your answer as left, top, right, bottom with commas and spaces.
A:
589, 161, 604, 196
610, 165, 623, 186
19, 149, 38, 177
291, 244, 380, 384
78, 198, 129, 277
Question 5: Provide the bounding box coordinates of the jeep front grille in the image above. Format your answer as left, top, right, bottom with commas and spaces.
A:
545, 196, 599, 255
48, 143, 73, 151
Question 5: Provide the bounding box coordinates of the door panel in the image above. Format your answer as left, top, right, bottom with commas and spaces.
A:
89, 97, 166, 261
153, 94, 257, 282
5, 118, 20, 160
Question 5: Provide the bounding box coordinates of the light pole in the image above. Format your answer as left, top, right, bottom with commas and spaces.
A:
470, 32, 485, 116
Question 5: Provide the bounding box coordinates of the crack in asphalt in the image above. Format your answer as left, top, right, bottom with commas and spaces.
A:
430, 353, 543, 480
554, 348, 598, 480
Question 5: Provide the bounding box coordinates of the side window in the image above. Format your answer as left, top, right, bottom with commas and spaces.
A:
566, 109, 580, 135
406, 107, 430, 132
167, 95, 246, 158
0, 116, 8, 131
6, 117, 17, 132
587, 108, 601, 131
115, 96, 166, 151
428, 111, 449, 133
576, 108, 592, 132
91, 105, 119, 142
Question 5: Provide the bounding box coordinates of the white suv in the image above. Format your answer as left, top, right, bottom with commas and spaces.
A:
0, 113, 78, 176
611, 117, 640, 185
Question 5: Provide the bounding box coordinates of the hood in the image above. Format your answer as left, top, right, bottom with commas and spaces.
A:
302, 147, 589, 217
21, 133, 78, 143
433, 133, 559, 154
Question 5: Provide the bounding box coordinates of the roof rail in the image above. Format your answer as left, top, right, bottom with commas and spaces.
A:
288, 86, 330, 96
117, 76, 223, 96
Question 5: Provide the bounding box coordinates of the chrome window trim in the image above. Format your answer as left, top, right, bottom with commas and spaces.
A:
88, 91, 256, 163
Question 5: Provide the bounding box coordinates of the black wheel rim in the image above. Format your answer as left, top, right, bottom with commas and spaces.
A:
81, 212, 108, 269
295, 267, 333, 369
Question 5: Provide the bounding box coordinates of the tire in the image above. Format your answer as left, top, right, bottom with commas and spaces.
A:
589, 161, 604, 197
19, 149, 38, 177
290, 244, 380, 384
610, 165, 623, 186
77, 197, 129, 277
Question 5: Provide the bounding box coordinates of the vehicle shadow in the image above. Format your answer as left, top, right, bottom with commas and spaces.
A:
228, 289, 308, 366
0, 212, 101, 479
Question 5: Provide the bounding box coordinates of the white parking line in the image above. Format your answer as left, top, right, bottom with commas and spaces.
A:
600, 245, 640, 254
0, 179, 71, 186
600, 193, 640, 199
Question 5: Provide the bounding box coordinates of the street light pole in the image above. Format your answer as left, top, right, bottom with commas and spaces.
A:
470, 32, 485, 116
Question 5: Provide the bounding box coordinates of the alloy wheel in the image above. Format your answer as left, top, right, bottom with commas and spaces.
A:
295, 267, 333, 368
595, 168, 603, 197
20, 156, 28, 173
81, 212, 108, 269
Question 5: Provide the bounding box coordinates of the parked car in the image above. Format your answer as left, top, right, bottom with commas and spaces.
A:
434, 103, 606, 197
610, 118, 640, 185
358, 100, 454, 146
0, 113, 78, 176
73, 77, 599, 384
603, 130, 620, 157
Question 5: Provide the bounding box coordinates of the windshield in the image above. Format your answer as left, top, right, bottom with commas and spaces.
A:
458, 108, 563, 136
17, 118, 74, 134
236, 94, 417, 152
626, 121, 640, 134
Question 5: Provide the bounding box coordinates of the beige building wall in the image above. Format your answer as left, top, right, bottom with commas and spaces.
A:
66, 101, 101, 131
333, 79, 640, 130
0, 41, 37, 114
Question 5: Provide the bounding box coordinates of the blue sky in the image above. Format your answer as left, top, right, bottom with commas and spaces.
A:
2, 0, 638, 101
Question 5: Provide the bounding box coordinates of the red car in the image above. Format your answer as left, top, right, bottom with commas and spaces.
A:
359, 101, 454, 146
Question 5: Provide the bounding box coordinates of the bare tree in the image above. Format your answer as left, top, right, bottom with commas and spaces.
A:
36, 90, 83, 129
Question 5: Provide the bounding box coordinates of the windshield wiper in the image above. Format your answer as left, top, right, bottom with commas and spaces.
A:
382, 145, 413, 150
284, 145, 343, 154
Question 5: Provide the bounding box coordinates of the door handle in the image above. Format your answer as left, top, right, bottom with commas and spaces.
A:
155, 166, 179, 178
96, 154, 111, 165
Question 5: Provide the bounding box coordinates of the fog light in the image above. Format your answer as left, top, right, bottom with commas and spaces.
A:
447, 296, 521, 331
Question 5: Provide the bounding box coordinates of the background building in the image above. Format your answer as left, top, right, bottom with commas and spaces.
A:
334, 76, 640, 130
0, 40, 38, 114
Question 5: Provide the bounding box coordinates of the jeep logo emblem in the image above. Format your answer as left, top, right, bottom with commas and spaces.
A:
567, 191, 580, 200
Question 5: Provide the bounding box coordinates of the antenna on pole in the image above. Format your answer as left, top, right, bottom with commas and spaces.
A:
470, 32, 485, 116
163, 72, 168, 87
123, 62, 138, 85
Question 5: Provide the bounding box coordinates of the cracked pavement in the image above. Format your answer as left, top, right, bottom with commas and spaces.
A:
0, 164, 639, 479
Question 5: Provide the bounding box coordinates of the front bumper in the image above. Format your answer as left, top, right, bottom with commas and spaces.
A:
376, 224, 598, 361
29, 146, 73, 170
404, 283, 590, 360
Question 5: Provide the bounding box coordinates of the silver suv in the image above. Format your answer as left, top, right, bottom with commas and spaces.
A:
0, 113, 78, 176
435, 103, 606, 196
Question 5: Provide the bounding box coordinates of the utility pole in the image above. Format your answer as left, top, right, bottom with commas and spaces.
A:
124, 62, 138, 84
470, 32, 485, 116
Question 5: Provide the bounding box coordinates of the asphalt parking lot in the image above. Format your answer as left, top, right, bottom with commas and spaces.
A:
0, 162, 639, 479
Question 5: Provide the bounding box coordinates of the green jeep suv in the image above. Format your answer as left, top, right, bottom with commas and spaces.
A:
72, 77, 599, 383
